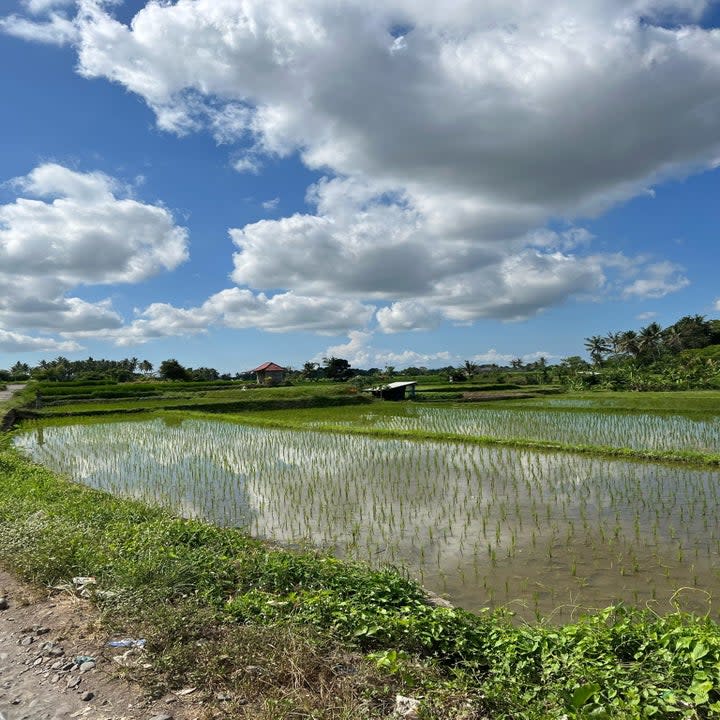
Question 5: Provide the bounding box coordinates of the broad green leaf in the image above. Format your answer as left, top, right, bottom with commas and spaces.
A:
571, 683, 600, 709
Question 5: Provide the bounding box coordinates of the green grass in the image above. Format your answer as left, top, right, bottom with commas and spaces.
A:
34, 385, 372, 417
500, 390, 720, 417
4, 435, 720, 717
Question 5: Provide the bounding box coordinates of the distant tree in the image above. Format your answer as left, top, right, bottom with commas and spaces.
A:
301, 361, 320, 381
322, 356, 352, 381
190, 366, 220, 381
617, 330, 640, 359
664, 315, 715, 350
510, 358, 524, 369
463, 360, 479, 379
584, 335, 610, 366
637, 322, 663, 362
139, 360, 154, 376
159, 358, 189, 381
10, 361, 31, 379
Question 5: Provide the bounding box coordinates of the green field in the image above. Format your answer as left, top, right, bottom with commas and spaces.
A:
5, 383, 720, 717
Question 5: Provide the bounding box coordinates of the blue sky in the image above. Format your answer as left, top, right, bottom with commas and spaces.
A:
1, 0, 719, 374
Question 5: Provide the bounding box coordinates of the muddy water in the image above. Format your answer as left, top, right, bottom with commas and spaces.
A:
14, 418, 720, 621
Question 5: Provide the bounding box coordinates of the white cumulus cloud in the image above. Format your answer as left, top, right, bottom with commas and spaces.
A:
73, 289, 375, 346
2, 0, 711, 334
0, 163, 189, 339
0, 329, 80, 353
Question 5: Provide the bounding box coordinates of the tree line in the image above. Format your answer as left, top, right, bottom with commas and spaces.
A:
2, 314, 718, 391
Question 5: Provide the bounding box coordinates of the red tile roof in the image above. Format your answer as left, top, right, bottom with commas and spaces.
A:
251, 361, 287, 373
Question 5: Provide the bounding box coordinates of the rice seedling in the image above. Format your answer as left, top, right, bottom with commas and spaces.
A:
360, 405, 720, 453
14, 416, 720, 621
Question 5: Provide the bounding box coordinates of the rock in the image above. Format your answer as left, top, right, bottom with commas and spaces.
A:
149, 715, 174, 720
41, 642, 65, 657
66, 676, 82, 689
0, 596, 8, 610
19, 635, 34, 646
79, 660, 96, 673
80, 691, 94, 701
395, 695, 421, 719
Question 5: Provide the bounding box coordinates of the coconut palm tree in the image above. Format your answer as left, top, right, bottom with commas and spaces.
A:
584, 335, 610, 366
637, 322, 663, 360
616, 330, 640, 359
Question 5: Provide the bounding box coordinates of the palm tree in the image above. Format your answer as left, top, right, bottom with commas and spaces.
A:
584, 335, 610, 366
637, 322, 663, 360
605, 332, 624, 356
463, 360, 479, 379
616, 330, 640, 359
661, 326, 684, 352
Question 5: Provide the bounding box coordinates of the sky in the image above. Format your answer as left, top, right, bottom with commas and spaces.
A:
0, 0, 719, 374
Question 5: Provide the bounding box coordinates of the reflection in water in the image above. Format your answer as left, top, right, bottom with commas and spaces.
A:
14, 418, 720, 620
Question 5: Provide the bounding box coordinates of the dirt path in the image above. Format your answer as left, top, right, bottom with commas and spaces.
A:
0, 385, 26, 404
0, 570, 201, 720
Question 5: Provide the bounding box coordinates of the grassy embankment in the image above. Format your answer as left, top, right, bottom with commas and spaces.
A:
5, 429, 720, 718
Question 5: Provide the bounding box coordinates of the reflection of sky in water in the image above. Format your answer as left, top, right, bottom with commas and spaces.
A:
14, 418, 720, 620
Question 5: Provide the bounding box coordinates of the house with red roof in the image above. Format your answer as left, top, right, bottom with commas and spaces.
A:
250, 361, 287, 385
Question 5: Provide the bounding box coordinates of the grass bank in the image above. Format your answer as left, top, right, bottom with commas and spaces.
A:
3, 436, 720, 718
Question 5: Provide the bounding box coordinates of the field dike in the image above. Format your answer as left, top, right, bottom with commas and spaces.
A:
3, 433, 720, 719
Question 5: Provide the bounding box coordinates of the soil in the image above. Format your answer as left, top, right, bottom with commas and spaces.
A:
0, 569, 201, 720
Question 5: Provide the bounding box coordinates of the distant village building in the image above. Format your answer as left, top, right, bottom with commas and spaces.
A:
251, 361, 287, 385
366, 381, 417, 401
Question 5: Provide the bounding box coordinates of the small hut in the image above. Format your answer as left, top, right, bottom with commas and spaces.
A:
366, 381, 417, 401
251, 361, 287, 385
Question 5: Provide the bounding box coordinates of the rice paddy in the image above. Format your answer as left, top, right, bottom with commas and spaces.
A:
14, 416, 720, 621
327, 405, 720, 453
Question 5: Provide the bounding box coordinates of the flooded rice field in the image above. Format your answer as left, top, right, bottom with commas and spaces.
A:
356, 405, 720, 453
14, 417, 720, 620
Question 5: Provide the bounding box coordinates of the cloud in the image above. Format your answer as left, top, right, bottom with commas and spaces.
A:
23, 0, 75, 12
636, 311, 659, 320
0, 329, 80, 354
0, 11, 77, 45
317, 331, 452, 369
0, 163, 189, 335
58, 1, 720, 210
2, 1, 712, 332
377, 301, 443, 333
1, 1, 76, 44
74, 289, 375, 346
621, 261, 690, 298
